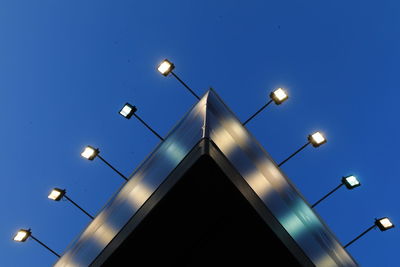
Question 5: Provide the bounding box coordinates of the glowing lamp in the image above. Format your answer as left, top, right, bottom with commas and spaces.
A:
157, 59, 175, 76
270, 88, 288, 105
308, 132, 327, 147
375, 217, 395, 231
13, 229, 31, 242
342, 175, 360, 189
81, 146, 99, 160
48, 188, 66, 201
119, 103, 137, 119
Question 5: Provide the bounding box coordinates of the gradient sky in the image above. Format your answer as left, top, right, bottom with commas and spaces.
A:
1, 1, 399, 266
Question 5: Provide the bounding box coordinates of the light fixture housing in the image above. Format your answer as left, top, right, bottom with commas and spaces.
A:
375, 217, 395, 231
270, 88, 288, 105
13, 229, 31, 242
48, 188, 66, 201
81, 146, 99, 161
157, 59, 175, 76
308, 131, 327, 147
342, 175, 361, 189
119, 103, 137, 119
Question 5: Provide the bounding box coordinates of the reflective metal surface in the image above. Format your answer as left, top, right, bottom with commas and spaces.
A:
53, 89, 357, 267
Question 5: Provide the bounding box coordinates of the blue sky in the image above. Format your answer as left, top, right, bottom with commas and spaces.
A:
1, 0, 399, 266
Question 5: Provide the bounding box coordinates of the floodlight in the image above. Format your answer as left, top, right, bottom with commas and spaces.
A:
48, 188, 65, 201
48, 188, 94, 219
243, 88, 289, 125
312, 175, 361, 208
278, 131, 327, 166
270, 88, 288, 105
376, 217, 395, 231
119, 103, 137, 119
342, 175, 360, 189
345, 217, 395, 248
13, 229, 31, 242
157, 59, 200, 99
81, 145, 128, 181
157, 59, 175, 76
81, 146, 99, 160
13, 228, 60, 257
308, 132, 327, 147
119, 103, 164, 141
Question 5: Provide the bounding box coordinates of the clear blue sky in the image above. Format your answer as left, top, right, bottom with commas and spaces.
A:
1, 0, 399, 266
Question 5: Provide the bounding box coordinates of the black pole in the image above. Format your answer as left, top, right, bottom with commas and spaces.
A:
243, 99, 274, 126
30, 235, 60, 258
344, 224, 376, 248
311, 183, 344, 208
133, 113, 164, 141
97, 154, 129, 181
170, 71, 200, 100
64, 194, 94, 220
278, 142, 311, 167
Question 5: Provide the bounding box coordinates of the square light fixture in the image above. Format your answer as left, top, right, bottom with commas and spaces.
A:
81, 146, 99, 161
119, 103, 137, 119
13, 229, 31, 242
308, 132, 327, 147
342, 175, 361, 189
375, 217, 395, 231
157, 59, 175, 76
270, 88, 288, 105
48, 188, 66, 201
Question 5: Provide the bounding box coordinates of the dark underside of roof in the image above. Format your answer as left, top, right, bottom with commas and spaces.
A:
102, 155, 302, 266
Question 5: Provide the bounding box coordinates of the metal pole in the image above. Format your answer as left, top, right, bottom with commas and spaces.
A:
97, 154, 129, 181
243, 99, 274, 125
133, 113, 164, 141
170, 71, 200, 100
278, 142, 311, 167
30, 235, 60, 258
64, 194, 94, 220
311, 183, 344, 208
344, 224, 376, 248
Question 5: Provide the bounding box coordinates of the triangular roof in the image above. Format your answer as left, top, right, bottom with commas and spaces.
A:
54, 89, 358, 267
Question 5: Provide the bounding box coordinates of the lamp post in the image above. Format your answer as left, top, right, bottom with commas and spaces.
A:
344, 217, 395, 248
278, 131, 327, 167
13, 229, 60, 258
157, 59, 200, 100
81, 146, 128, 181
48, 188, 94, 219
311, 175, 361, 208
243, 88, 289, 125
119, 103, 164, 141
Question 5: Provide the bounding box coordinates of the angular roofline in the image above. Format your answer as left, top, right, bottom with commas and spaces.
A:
54, 89, 358, 267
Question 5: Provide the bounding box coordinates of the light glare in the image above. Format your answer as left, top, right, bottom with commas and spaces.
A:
311, 132, 326, 144
48, 190, 62, 200
158, 61, 172, 75
345, 176, 359, 187
273, 88, 288, 101
81, 147, 96, 159
379, 218, 393, 229
14, 230, 29, 242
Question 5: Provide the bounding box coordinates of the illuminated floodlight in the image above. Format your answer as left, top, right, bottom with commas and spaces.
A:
270, 88, 288, 105
13, 228, 60, 257
308, 132, 327, 147
81, 146, 99, 161
375, 217, 395, 231
48, 188, 66, 201
342, 175, 360, 189
157, 59, 175, 76
312, 175, 361, 208
13, 229, 31, 242
119, 103, 137, 119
